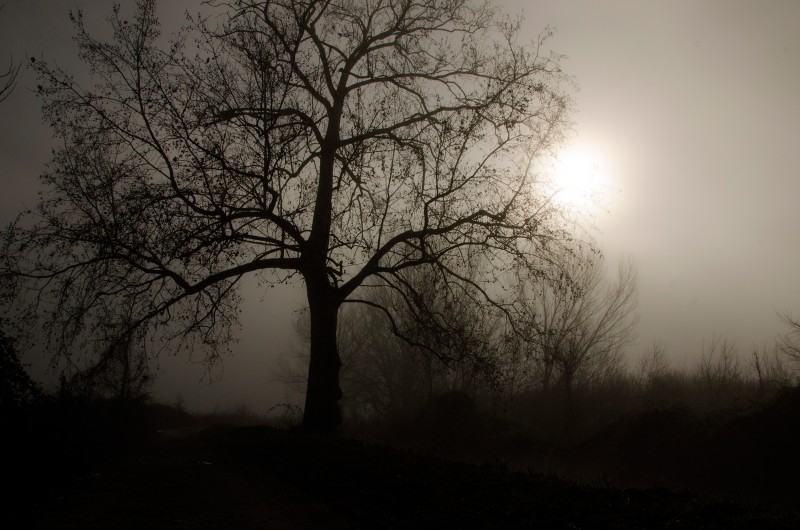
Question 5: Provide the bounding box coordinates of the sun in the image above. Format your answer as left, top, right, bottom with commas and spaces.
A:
547, 142, 610, 213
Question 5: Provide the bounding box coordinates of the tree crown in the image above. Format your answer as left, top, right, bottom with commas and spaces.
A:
2, 0, 572, 370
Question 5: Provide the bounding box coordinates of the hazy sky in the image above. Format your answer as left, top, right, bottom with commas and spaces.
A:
516, 0, 800, 362
1, 1, 799, 411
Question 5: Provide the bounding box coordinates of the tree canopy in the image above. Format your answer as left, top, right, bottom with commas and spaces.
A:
2, 0, 572, 431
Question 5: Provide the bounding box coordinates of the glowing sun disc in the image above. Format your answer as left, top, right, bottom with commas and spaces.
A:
549, 143, 609, 212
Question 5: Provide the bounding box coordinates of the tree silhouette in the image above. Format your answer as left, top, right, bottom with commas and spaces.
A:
517, 253, 638, 415
2, 0, 570, 432
282, 264, 506, 420
778, 312, 800, 374
0, 322, 44, 409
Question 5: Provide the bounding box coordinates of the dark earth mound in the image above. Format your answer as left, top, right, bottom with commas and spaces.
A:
9, 424, 800, 530
565, 386, 800, 505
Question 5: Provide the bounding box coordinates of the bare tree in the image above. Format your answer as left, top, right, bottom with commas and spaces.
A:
60, 328, 153, 402
281, 263, 507, 421
0, 6, 20, 103
637, 338, 669, 385
281, 299, 435, 420
364, 260, 507, 390
696, 335, 742, 390
750, 342, 794, 397
518, 252, 638, 409
778, 312, 800, 368
0, 323, 44, 409
1, 0, 571, 432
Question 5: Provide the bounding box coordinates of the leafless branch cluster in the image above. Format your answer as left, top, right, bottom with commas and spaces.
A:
2, 0, 573, 429
0, 6, 20, 103
778, 312, 800, 365
514, 251, 638, 406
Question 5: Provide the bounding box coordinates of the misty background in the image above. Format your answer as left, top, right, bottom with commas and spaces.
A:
1, 0, 799, 412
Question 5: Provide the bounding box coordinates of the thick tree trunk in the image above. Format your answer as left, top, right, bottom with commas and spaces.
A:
301, 95, 343, 433
301, 274, 343, 433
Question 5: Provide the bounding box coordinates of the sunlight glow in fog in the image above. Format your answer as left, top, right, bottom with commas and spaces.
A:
548, 142, 610, 214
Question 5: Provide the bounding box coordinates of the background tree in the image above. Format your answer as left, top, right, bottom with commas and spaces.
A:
1, 0, 571, 432
280, 262, 506, 423
59, 328, 153, 402
749, 343, 794, 397
280, 300, 434, 421
0, 323, 44, 409
696, 336, 742, 392
778, 312, 800, 370
517, 252, 638, 415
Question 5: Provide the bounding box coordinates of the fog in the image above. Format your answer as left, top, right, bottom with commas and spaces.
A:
519, 0, 800, 360
1, 0, 799, 413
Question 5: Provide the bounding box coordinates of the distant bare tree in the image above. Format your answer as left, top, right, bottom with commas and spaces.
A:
692, 336, 758, 408
778, 313, 800, 368
637, 338, 669, 385
696, 336, 742, 390
363, 261, 507, 392
2, 0, 571, 432
518, 252, 638, 409
61, 328, 152, 401
281, 263, 506, 421
282, 300, 434, 420
750, 343, 794, 396
0, 323, 44, 409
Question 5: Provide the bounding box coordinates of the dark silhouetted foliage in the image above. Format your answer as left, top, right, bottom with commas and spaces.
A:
0, 323, 43, 409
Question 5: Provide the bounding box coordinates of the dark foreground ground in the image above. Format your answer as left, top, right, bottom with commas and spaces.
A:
8, 423, 800, 530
